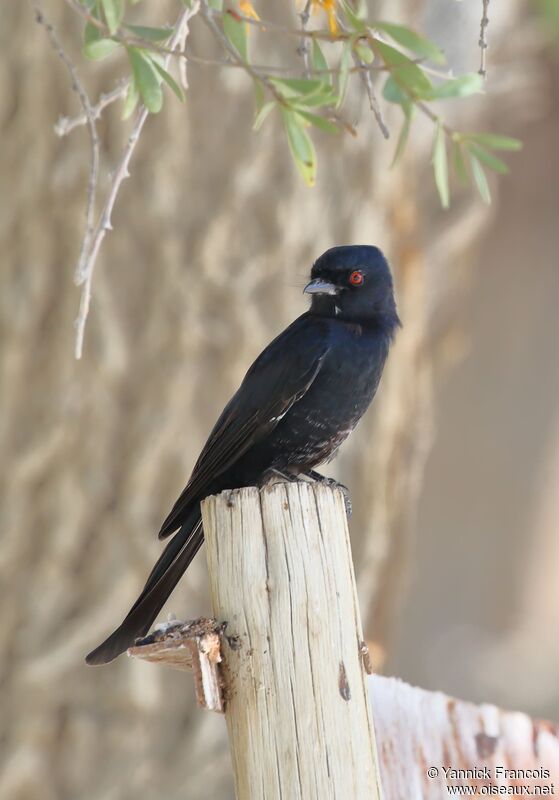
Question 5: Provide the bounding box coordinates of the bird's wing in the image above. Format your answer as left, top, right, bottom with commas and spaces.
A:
158, 315, 330, 538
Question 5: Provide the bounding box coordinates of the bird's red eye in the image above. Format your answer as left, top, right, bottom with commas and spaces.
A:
349, 270, 364, 286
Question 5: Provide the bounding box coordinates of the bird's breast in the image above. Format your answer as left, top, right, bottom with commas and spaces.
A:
266, 325, 389, 468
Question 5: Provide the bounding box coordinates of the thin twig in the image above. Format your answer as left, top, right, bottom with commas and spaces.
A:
73, 104, 150, 359
65, 0, 345, 44
56, 5, 423, 79
177, 24, 189, 90
73, 3, 200, 359
200, 0, 356, 140
63, 0, 104, 29
478, 0, 490, 78
415, 99, 453, 137
52, 52, 410, 138
352, 52, 389, 139
55, 57, 435, 137
65, 0, 282, 107
334, 14, 390, 139
297, 1, 312, 78
55, 81, 129, 137
367, 34, 455, 140
52, 2, 440, 143
178, 55, 415, 75
32, 0, 100, 289
199, 0, 284, 104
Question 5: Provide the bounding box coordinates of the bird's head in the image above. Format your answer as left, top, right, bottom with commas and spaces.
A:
304, 245, 400, 331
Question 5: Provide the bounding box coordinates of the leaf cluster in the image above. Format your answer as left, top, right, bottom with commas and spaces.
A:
75, 0, 522, 205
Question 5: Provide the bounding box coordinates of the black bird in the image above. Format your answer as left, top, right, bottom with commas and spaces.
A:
86, 245, 400, 665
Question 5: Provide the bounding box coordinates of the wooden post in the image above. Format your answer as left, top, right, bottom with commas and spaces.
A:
128, 494, 559, 798
201, 482, 382, 800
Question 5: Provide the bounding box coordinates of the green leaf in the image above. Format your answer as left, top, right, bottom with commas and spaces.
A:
353, 0, 367, 15
375, 22, 445, 65
373, 40, 432, 96
466, 142, 510, 175
83, 37, 120, 60
271, 78, 336, 109
341, 0, 367, 32
463, 133, 523, 151
122, 78, 139, 120
538, 0, 559, 31
223, 10, 248, 62
391, 108, 412, 167
451, 139, 469, 185
291, 88, 337, 109
101, 0, 124, 35
432, 122, 449, 208
424, 73, 483, 100
467, 143, 509, 174
253, 101, 276, 131
83, 20, 101, 45
124, 24, 173, 42
253, 79, 265, 112
127, 48, 163, 113
151, 61, 185, 101
207, 0, 224, 9
294, 110, 340, 134
354, 43, 374, 64
382, 75, 409, 105
282, 109, 317, 186
336, 39, 353, 108
311, 40, 329, 76
470, 154, 491, 204
271, 77, 327, 97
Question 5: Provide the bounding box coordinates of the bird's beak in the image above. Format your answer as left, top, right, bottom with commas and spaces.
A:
304, 278, 339, 296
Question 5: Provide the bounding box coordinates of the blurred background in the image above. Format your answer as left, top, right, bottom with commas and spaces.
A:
1, 1, 558, 798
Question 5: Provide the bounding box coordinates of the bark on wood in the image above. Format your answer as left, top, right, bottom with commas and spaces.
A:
201, 483, 382, 800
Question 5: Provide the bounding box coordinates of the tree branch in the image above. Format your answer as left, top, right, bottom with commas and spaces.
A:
297, 1, 313, 78
32, 0, 100, 296
199, 0, 285, 105
353, 52, 390, 139
55, 81, 129, 138
73, 2, 200, 359
479, 0, 490, 78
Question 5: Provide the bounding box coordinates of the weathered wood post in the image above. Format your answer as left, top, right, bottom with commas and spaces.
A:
201, 482, 382, 800
129, 485, 559, 798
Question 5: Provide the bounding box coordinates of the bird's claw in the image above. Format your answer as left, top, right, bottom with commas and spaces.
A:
259, 469, 352, 517
302, 471, 352, 517
260, 468, 298, 487
325, 478, 352, 517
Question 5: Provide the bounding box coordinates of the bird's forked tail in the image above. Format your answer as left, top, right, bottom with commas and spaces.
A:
85, 508, 203, 665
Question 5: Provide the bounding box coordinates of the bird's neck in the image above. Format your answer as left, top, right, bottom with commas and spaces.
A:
309, 298, 401, 337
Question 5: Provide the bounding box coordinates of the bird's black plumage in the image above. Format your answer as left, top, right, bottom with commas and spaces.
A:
86, 245, 400, 665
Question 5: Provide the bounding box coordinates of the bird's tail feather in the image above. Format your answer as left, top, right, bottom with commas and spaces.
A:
85, 508, 203, 666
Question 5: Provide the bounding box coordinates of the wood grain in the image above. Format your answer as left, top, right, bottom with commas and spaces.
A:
202, 483, 382, 800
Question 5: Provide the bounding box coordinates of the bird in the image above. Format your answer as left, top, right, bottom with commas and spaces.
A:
85, 245, 400, 665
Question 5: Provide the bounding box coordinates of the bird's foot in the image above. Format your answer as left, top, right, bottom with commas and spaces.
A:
260, 467, 299, 487
260, 469, 352, 517
302, 470, 352, 517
